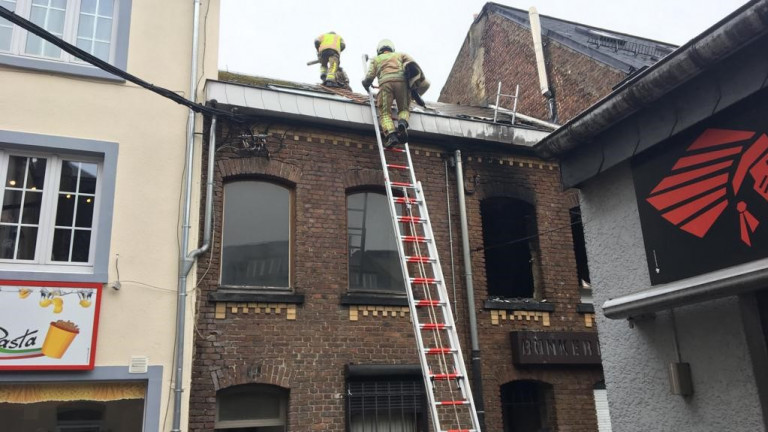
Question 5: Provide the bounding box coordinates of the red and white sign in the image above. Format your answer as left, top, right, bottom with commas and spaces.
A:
0, 280, 101, 370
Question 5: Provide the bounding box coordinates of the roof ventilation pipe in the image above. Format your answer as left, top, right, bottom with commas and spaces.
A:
529, 7, 558, 123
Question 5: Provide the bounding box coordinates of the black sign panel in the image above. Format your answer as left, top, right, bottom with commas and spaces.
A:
632, 92, 768, 285
510, 331, 601, 365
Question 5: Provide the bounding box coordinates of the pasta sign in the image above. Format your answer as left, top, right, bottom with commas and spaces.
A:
0, 281, 101, 370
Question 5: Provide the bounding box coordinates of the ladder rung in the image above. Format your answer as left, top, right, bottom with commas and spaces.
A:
420, 323, 449, 330
431, 372, 462, 380
435, 400, 470, 406
425, 348, 456, 355
415, 299, 442, 307
401, 235, 429, 243
387, 163, 409, 170
385, 146, 406, 152
397, 216, 424, 223
444, 429, 476, 432
406, 256, 435, 263
390, 181, 415, 188
411, 277, 438, 285
393, 197, 419, 204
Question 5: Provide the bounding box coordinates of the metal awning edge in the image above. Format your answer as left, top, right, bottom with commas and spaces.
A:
205, 80, 548, 147
603, 256, 768, 319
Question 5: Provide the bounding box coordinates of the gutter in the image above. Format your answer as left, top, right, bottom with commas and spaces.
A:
205, 81, 549, 148
535, 0, 768, 160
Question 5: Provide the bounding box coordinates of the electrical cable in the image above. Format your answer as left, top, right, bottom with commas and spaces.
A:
0, 5, 238, 120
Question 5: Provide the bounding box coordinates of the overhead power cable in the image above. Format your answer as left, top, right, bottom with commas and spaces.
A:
0, 5, 239, 120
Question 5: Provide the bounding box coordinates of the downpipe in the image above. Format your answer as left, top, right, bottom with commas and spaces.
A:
454, 150, 485, 429
172, 0, 203, 430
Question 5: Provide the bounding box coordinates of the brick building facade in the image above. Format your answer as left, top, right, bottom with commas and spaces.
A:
439, 3, 676, 124
187, 73, 604, 431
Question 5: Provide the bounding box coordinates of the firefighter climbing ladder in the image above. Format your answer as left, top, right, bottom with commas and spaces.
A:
362, 55, 481, 432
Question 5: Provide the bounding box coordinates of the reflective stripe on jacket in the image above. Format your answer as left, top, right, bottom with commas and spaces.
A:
365, 52, 414, 85
316, 33, 344, 53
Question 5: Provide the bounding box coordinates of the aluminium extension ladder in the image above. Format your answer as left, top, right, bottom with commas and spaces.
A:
363, 55, 482, 432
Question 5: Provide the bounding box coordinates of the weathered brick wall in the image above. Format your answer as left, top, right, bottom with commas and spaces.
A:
439, 13, 626, 123
189, 119, 602, 431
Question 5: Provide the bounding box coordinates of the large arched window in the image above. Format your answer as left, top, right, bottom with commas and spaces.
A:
216, 384, 288, 431
221, 181, 291, 289
347, 191, 404, 294
501, 380, 556, 432
480, 197, 541, 298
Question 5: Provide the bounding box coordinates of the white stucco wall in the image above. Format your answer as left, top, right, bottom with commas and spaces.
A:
580, 162, 765, 432
0, 0, 220, 429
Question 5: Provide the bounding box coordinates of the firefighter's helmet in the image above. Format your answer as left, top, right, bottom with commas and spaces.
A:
377, 39, 395, 54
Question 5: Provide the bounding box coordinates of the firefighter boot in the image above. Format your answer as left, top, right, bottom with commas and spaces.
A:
397, 120, 409, 143
385, 133, 400, 149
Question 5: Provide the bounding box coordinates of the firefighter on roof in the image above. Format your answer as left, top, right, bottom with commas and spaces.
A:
362, 39, 429, 148
314, 31, 345, 88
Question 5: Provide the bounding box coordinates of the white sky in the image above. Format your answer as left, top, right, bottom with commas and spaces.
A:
218, 0, 750, 100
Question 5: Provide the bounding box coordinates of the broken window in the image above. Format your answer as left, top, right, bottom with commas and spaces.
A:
570, 206, 592, 303
480, 197, 540, 299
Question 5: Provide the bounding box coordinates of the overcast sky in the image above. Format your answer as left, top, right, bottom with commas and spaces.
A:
218, 0, 750, 100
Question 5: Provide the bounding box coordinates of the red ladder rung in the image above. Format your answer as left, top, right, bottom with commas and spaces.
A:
393, 197, 418, 204
390, 181, 414, 188
412, 277, 438, 284
425, 348, 454, 355
421, 323, 447, 330
406, 256, 433, 263
385, 146, 406, 152
415, 299, 442, 307
387, 163, 408, 170
436, 400, 469, 406
402, 235, 428, 243
430, 372, 461, 380
398, 216, 424, 223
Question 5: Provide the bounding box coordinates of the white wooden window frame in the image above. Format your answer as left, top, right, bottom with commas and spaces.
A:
0, 0, 131, 80
0, 150, 102, 273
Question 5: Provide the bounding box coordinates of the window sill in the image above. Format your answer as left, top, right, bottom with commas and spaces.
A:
340, 293, 409, 307
209, 291, 305, 304
0, 53, 125, 82
483, 298, 555, 312
576, 303, 595, 314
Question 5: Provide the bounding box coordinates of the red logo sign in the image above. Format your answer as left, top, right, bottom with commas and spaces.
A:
646, 128, 768, 246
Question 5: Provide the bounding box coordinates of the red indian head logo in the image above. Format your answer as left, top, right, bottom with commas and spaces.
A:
646, 128, 768, 246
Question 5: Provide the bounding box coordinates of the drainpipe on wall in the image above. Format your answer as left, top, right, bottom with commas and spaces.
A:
454, 150, 485, 429
529, 7, 558, 123
172, 1, 206, 431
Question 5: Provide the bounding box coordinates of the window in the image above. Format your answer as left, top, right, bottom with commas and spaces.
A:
0, 130, 116, 282
346, 378, 426, 431
216, 384, 288, 431
221, 181, 291, 290
480, 197, 541, 299
0, 0, 131, 79
593, 381, 612, 432
501, 380, 556, 432
347, 191, 404, 294
569, 206, 592, 304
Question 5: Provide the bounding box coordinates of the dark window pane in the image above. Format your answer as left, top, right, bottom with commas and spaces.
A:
26, 157, 47, 189
75, 196, 95, 228
0, 225, 17, 259
347, 192, 404, 293
56, 193, 75, 226
221, 182, 290, 287
21, 190, 43, 224
78, 162, 98, 194
6, 156, 27, 188
72, 230, 91, 262
17, 226, 37, 259
1, 190, 22, 223
52, 228, 71, 261
59, 161, 79, 193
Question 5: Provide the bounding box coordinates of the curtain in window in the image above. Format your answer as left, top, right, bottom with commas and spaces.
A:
0, 382, 145, 403
350, 414, 417, 432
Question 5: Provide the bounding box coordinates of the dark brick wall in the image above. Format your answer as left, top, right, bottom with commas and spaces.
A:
189, 119, 602, 431
439, 13, 627, 123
